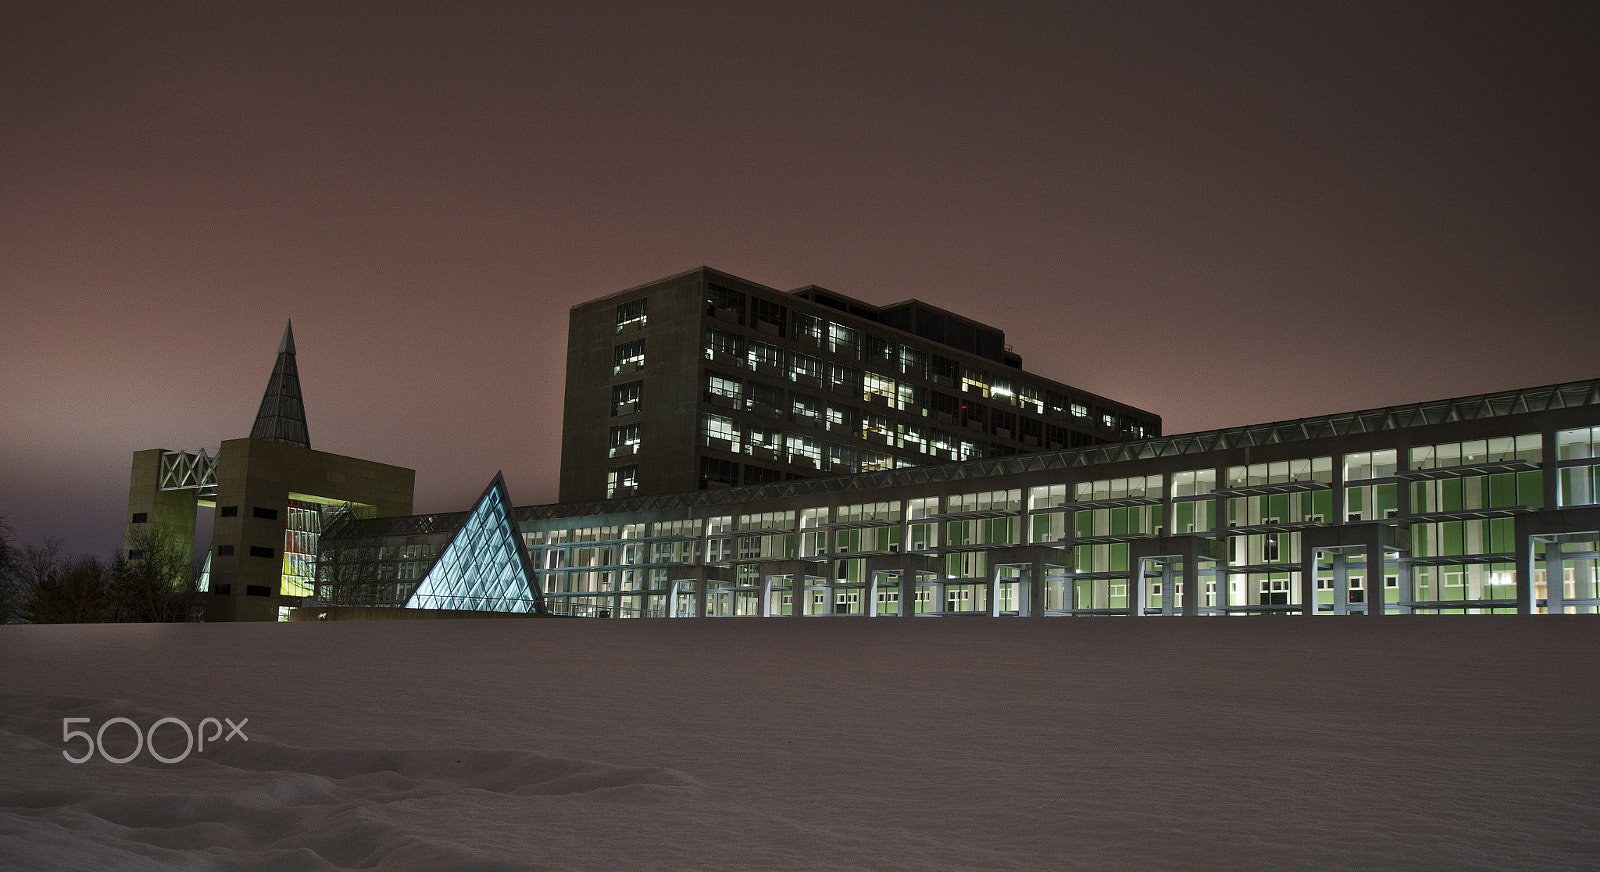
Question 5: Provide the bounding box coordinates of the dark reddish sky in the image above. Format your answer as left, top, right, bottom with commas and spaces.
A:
2, 1, 1596, 557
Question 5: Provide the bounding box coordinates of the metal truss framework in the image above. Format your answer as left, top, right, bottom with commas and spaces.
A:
158, 448, 220, 499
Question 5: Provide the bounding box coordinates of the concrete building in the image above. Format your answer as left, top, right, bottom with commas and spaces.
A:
124, 323, 416, 621
325, 377, 1600, 619
558, 267, 1161, 502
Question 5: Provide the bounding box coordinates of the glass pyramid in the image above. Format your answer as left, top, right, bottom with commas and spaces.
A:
406, 474, 543, 613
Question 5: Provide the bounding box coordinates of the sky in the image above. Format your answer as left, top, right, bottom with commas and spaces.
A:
2, 1, 1596, 557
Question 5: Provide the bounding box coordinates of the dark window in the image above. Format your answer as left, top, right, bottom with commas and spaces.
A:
749, 382, 784, 410
878, 306, 912, 333
975, 328, 1004, 361
991, 409, 1016, 434
946, 319, 975, 354
217, 545, 235, 556
127, 549, 144, 560
916, 310, 945, 343
246, 585, 272, 597
214, 584, 232, 595
130, 512, 148, 524
931, 391, 961, 418
706, 283, 746, 323
743, 464, 782, 485
220, 506, 238, 517
249, 545, 275, 559
750, 297, 787, 333
253, 506, 279, 520
930, 355, 959, 383
700, 456, 739, 488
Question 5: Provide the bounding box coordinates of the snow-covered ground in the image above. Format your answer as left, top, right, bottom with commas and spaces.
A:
1, 616, 1596, 870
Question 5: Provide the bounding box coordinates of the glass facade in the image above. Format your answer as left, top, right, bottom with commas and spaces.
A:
405, 478, 540, 613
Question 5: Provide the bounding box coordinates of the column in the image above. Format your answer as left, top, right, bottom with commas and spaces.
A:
1514, 528, 1537, 615
1332, 553, 1348, 616
1182, 541, 1202, 617
1544, 542, 1565, 614
1365, 540, 1386, 616
1299, 546, 1319, 618
1028, 552, 1046, 617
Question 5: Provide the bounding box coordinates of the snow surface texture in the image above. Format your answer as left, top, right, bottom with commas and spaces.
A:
1, 617, 1596, 871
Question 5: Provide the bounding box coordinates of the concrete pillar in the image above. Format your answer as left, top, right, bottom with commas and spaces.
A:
1515, 533, 1538, 615
1332, 553, 1349, 616
867, 572, 880, 617
1574, 558, 1596, 613
1544, 544, 1565, 614
1130, 558, 1147, 617
1299, 547, 1320, 617
1182, 544, 1202, 616
1331, 454, 1347, 524
1365, 540, 1386, 616
1542, 429, 1560, 510
1160, 560, 1176, 616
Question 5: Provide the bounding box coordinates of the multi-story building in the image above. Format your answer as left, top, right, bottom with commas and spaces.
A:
324, 377, 1600, 621
558, 267, 1161, 502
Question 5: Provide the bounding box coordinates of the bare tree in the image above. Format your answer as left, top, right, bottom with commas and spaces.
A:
109, 528, 197, 622
318, 534, 390, 607
0, 517, 18, 623
17, 540, 109, 623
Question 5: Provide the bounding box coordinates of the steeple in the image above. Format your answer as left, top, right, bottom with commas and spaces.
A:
249, 321, 311, 448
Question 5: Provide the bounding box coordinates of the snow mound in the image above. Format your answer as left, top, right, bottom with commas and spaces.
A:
0, 692, 698, 871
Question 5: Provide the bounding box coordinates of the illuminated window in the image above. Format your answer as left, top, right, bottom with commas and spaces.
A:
706, 373, 742, 402
616, 298, 647, 331
704, 328, 742, 359
702, 413, 742, 451
608, 424, 640, 457
748, 340, 784, 370
612, 381, 641, 415
607, 465, 639, 498
790, 352, 823, 382
864, 372, 896, 403
613, 339, 644, 373
827, 322, 859, 357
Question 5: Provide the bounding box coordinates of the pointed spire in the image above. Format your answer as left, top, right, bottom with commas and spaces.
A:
250, 320, 311, 448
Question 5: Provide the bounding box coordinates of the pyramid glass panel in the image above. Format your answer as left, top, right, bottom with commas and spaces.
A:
406, 477, 540, 613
